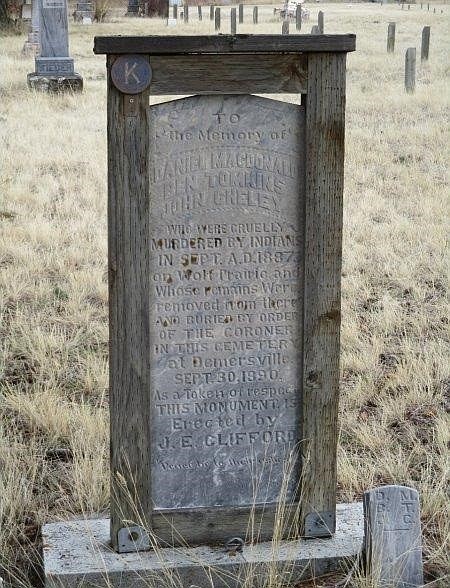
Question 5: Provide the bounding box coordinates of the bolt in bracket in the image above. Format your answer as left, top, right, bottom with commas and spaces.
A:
225, 536, 245, 554
304, 510, 335, 538
117, 525, 150, 553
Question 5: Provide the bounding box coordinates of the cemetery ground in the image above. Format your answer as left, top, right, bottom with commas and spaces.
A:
0, 3, 448, 587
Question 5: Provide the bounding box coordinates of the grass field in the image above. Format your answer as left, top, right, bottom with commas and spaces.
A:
0, 3, 449, 586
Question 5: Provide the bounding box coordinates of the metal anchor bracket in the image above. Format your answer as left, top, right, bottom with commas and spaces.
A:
304, 511, 335, 538
117, 525, 150, 553
225, 536, 245, 555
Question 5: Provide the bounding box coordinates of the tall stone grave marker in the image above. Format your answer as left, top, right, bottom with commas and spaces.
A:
364, 485, 424, 587
126, 0, 140, 16
27, 0, 82, 92
22, 0, 40, 56
93, 34, 356, 564
73, 0, 94, 23
21, 0, 32, 20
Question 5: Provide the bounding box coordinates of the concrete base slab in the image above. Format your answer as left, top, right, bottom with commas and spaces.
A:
43, 503, 363, 588
27, 73, 83, 93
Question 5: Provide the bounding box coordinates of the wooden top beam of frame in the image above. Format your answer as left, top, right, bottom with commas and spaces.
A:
94, 34, 356, 55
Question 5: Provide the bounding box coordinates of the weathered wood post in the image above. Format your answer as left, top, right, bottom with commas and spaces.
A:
173, 4, 177, 19
387, 22, 396, 53
198, 6, 202, 21
282, 20, 289, 35
427, 3, 429, 10
210, 5, 214, 20
405, 47, 416, 93
311, 25, 320, 35
408, 4, 410, 10
231, 7, 237, 34
296, 5, 302, 31
92, 33, 356, 567
401, 1, 404, 10
215, 6, 220, 30
421, 26, 430, 61
184, 4, 189, 23
253, 6, 258, 24
318, 11, 324, 34
239, 3, 243, 23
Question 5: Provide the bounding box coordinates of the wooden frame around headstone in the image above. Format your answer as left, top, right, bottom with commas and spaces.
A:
94, 34, 356, 553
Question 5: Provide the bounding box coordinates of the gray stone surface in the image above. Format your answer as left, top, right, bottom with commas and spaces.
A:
74, 1, 94, 23
22, 0, 40, 56
44, 503, 363, 588
36, 57, 73, 75
39, 0, 70, 60
126, 0, 140, 16
148, 95, 305, 510
364, 485, 424, 587
22, 0, 32, 20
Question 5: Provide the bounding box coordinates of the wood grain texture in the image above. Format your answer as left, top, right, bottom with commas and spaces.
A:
151, 504, 299, 546
107, 54, 152, 551
300, 52, 347, 537
94, 34, 356, 55
147, 54, 307, 95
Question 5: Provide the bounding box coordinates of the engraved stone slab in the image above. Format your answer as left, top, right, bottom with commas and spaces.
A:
36, 57, 74, 75
40, 0, 70, 57
364, 485, 424, 588
148, 95, 305, 511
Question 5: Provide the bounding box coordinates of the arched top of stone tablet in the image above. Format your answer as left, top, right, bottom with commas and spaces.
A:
149, 94, 305, 224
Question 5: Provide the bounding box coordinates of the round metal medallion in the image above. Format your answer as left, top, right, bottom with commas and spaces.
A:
111, 55, 152, 94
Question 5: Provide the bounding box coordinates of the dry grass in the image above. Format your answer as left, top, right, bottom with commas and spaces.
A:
0, 3, 449, 587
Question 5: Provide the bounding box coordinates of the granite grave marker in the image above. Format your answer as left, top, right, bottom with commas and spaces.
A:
73, 0, 94, 23
148, 93, 303, 511
22, 0, 40, 56
126, 0, 140, 16
27, 0, 83, 92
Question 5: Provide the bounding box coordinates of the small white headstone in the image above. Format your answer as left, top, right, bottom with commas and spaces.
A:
364, 485, 424, 588
82, 16, 92, 24
167, 17, 177, 27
